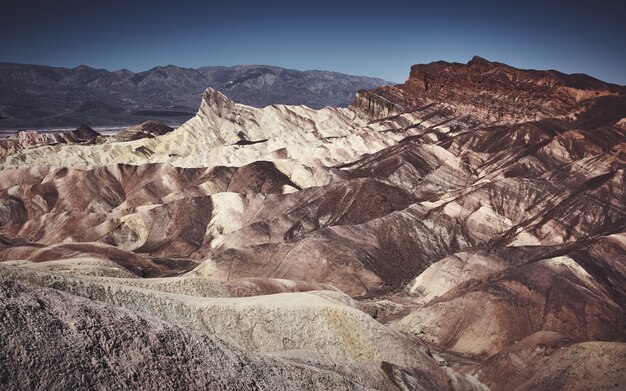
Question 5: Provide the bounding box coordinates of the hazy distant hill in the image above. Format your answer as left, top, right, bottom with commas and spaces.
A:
0, 62, 390, 129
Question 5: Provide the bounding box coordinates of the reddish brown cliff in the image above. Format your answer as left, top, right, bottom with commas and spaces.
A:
353, 56, 626, 125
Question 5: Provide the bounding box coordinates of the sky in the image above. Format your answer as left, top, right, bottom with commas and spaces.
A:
1, 0, 625, 84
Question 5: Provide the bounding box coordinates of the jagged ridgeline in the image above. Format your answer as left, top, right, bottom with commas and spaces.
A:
1, 57, 625, 390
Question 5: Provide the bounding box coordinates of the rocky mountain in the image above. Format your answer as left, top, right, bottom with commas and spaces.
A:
0, 123, 100, 157
352, 55, 626, 125
108, 120, 174, 142
0, 62, 390, 129
0, 121, 177, 157
1, 57, 625, 390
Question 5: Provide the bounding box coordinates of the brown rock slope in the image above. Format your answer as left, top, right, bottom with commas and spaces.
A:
1, 57, 625, 390
352, 55, 626, 124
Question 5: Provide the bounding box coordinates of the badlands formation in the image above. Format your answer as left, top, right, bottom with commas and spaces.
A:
1, 57, 625, 390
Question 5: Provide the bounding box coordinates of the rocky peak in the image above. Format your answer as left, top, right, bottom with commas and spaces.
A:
467, 55, 494, 68
200, 88, 236, 117
71, 124, 100, 140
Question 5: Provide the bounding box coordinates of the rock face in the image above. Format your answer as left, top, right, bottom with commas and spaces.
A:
1, 57, 625, 390
352, 56, 626, 125
0, 62, 391, 129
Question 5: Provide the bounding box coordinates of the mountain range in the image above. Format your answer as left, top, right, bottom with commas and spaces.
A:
0, 62, 390, 129
1, 57, 625, 390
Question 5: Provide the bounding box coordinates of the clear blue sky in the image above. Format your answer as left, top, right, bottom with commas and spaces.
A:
1, 0, 624, 84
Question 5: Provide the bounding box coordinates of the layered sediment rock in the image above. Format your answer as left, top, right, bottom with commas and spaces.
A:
352, 56, 626, 124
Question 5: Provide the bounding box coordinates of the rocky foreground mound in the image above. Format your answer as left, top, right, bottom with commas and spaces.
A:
1, 57, 625, 390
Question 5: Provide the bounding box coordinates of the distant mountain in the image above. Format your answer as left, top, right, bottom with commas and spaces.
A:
0, 62, 391, 129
